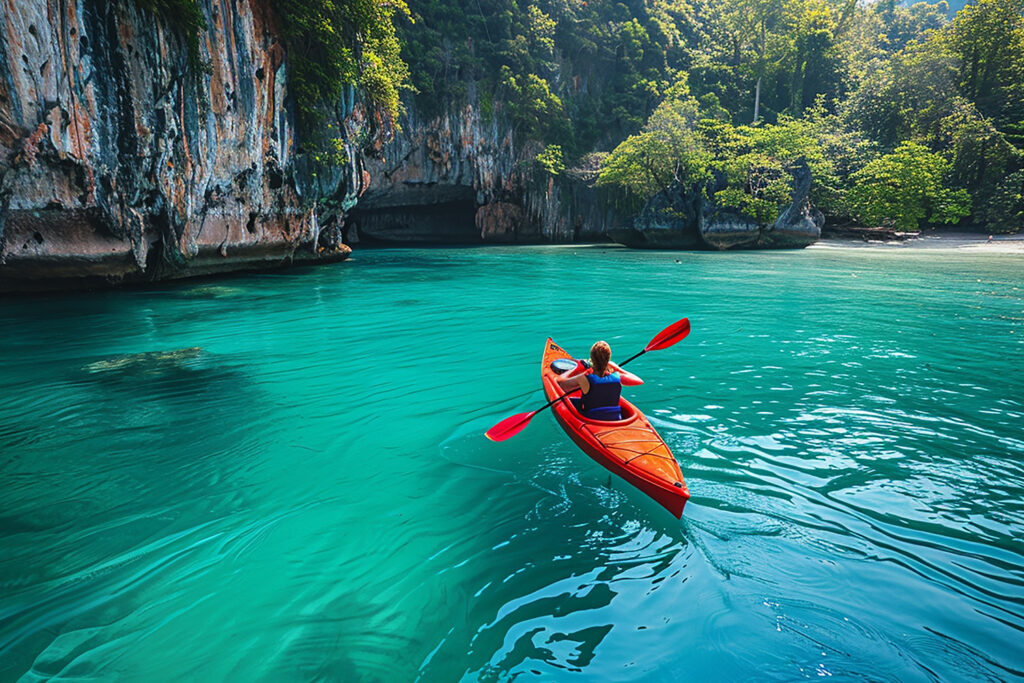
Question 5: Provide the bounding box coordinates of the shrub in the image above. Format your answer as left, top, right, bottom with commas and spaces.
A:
847, 141, 971, 230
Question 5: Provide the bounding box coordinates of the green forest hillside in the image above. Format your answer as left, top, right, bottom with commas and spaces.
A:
395, 0, 1023, 232
260, 0, 1023, 233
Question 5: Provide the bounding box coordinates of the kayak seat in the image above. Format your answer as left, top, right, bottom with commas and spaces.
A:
569, 398, 622, 422
585, 406, 623, 421
550, 359, 579, 373
551, 358, 590, 377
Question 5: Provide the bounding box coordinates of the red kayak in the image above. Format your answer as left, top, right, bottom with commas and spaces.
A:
542, 339, 689, 517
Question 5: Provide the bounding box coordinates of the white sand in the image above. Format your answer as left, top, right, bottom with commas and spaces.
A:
811, 231, 1024, 254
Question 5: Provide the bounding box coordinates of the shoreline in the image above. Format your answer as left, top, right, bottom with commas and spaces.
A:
811, 230, 1024, 253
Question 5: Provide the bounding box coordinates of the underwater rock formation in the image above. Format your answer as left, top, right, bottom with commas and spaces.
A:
84, 347, 204, 376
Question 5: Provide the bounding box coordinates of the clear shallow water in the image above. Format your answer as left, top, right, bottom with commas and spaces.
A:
0, 245, 1022, 681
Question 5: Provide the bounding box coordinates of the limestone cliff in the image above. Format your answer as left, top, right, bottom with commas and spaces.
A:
0, 0, 365, 291
353, 103, 622, 244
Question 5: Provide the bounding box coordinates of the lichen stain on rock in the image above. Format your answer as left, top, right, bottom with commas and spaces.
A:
0, 0, 360, 291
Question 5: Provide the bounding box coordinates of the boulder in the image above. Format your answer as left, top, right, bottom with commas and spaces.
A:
613, 160, 822, 250
609, 183, 703, 249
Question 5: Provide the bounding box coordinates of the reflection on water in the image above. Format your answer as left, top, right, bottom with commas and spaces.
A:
1, 246, 1022, 681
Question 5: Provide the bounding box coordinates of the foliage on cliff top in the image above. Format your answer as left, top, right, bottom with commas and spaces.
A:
273, 0, 411, 137
396, 0, 963, 149
535, 145, 565, 176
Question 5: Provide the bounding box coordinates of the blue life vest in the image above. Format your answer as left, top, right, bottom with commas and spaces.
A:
580, 371, 621, 420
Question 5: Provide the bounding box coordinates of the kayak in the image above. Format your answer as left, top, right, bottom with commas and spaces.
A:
542, 338, 689, 517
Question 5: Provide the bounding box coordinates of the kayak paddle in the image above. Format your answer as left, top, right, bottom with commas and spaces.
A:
484, 317, 691, 442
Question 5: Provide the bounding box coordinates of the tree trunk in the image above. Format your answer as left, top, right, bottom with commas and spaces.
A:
791, 58, 804, 113
753, 77, 761, 123
753, 20, 766, 124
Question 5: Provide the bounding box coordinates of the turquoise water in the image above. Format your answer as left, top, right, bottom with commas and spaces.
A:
1, 245, 1022, 681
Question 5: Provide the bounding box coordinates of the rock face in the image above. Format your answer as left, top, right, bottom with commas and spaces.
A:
0, 0, 362, 291
354, 104, 622, 244
610, 160, 823, 250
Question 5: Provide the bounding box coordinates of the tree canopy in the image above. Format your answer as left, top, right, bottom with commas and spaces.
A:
182, 0, 1024, 232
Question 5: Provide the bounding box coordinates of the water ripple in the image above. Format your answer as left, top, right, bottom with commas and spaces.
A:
1, 247, 1022, 680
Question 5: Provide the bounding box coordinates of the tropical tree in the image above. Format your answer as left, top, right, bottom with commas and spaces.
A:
716, 0, 786, 122
845, 34, 960, 148
847, 142, 971, 230
597, 81, 712, 204
947, 0, 1024, 127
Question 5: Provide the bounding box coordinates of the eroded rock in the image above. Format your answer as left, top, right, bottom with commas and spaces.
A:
614, 160, 822, 250
357, 105, 621, 244
0, 0, 360, 291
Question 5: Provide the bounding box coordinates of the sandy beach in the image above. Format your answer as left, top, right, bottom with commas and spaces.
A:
813, 230, 1024, 253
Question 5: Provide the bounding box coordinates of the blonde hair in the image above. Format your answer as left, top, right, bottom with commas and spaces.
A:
590, 340, 611, 375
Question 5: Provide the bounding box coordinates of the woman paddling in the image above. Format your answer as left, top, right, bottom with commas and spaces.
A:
557, 340, 629, 421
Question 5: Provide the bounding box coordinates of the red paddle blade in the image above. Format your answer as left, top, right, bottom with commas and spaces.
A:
645, 318, 690, 351
485, 411, 536, 442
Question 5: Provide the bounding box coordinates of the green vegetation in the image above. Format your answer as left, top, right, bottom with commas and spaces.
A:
847, 142, 971, 230
397, 0, 1024, 231
535, 145, 565, 176
982, 171, 1024, 233
273, 0, 411, 134
598, 83, 708, 203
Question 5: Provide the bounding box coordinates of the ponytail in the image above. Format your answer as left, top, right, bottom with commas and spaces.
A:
590, 341, 611, 376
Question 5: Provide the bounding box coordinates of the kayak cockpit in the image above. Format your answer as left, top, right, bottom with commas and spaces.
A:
562, 396, 640, 425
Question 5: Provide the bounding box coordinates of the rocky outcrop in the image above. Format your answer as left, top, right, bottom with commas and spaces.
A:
353, 104, 622, 244
0, 0, 362, 291
610, 160, 823, 250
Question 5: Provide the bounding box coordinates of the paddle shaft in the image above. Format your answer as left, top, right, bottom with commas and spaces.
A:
619, 349, 646, 366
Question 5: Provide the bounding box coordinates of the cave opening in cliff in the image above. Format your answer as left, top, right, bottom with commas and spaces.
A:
348, 196, 481, 245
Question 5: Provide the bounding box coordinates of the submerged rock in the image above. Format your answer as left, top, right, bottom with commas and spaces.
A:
84, 347, 204, 376
175, 285, 247, 299
613, 160, 822, 250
